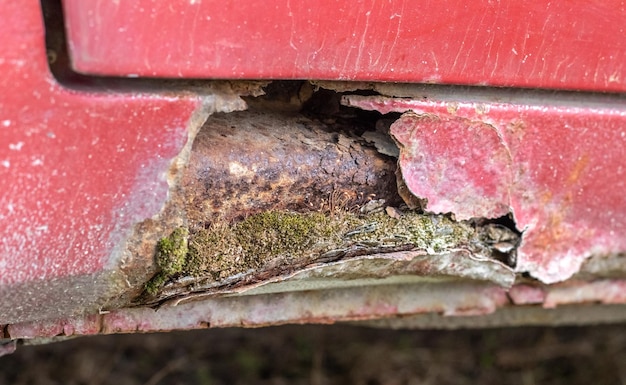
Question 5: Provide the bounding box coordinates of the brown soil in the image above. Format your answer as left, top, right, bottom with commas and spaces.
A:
1, 324, 625, 385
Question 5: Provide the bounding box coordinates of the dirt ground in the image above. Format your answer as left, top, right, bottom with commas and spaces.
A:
1, 323, 625, 385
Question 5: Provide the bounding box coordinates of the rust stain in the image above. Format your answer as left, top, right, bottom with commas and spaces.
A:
567, 154, 590, 185
182, 109, 401, 224
540, 191, 553, 205
531, 210, 566, 249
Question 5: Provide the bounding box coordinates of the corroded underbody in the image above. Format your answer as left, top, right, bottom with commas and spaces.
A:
131, 86, 626, 311
3, 82, 626, 351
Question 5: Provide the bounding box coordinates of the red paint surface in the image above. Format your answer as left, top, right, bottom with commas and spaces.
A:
391, 113, 512, 220
63, 0, 626, 92
344, 95, 626, 284
543, 280, 626, 308
0, 1, 199, 303
508, 284, 546, 305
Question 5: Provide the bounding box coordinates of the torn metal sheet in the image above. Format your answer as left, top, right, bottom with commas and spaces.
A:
154, 248, 515, 307
390, 113, 512, 220
142, 206, 518, 306
343, 94, 626, 284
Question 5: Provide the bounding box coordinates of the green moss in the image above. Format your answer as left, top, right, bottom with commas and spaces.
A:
343, 211, 473, 252
144, 272, 168, 296
234, 211, 333, 260
156, 227, 189, 275
144, 227, 189, 295
183, 209, 474, 281
144, 209, 476, 297
185, 211, 340, 279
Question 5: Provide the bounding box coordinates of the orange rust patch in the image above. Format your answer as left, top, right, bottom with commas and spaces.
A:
567, 154, 590, 185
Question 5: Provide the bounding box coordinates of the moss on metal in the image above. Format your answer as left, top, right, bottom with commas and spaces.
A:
156, 227, 189, 274
143, 208, 478, 298
185, 211, 343, 280
145, 227, 189, 295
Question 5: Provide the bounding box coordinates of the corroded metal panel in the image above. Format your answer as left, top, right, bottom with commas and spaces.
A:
182, 110, 400, 223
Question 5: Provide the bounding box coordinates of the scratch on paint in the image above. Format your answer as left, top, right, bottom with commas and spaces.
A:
355, 9, 372, 68
380, 0, 405, 73
287, 0, 298, 51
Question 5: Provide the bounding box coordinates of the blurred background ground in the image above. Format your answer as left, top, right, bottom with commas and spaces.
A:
1, 323, 625, 385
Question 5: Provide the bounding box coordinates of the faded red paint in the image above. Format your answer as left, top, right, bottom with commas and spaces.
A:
62, 0, 626, 92
0, 0, 202, 323
543, 280, 626, 308
391, 113, 512, 220
344, 95, 626, 283
508, 284, 546, 305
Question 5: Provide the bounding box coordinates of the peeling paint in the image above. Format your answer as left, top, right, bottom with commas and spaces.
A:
344, 94, 626, 284
391, 112, 513, 221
